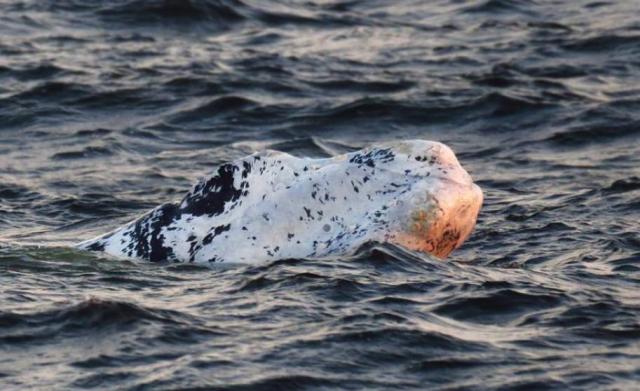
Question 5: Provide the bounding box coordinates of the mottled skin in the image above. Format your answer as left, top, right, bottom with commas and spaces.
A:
77, 140, 482, 264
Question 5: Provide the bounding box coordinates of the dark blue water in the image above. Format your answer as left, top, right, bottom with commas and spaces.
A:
1, 1, 640, 389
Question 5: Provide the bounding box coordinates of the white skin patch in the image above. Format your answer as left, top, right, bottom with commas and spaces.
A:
77, 140, 483, 264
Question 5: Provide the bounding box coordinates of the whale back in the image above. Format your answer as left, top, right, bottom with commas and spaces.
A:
77, 140, 482, 263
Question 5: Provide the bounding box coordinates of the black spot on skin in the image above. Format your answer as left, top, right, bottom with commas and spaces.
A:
86, 241, 105, 251
349, 148, 395, 168
241, 161, 251, 178
147, 203, 179, 262
188, 236, 200, 260
181, 163, 243, 217
202, 224, 231, 245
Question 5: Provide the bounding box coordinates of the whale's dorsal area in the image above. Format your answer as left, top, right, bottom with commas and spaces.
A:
77, 140, 482, 264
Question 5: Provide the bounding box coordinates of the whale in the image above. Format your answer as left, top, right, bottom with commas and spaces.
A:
77, 140, 482, 264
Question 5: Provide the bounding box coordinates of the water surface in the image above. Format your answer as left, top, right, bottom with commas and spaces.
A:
1, 0, 640, 389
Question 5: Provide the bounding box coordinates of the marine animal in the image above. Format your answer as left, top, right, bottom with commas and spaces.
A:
77, 140, 482, 263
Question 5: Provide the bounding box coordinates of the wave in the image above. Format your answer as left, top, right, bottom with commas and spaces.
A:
33, 0, 357, 30
462, 0, 539, 15
602, 177, 640, 194
11, 81, 92, 102
545, 119, 640, 146
0, 63, 77, 81
48, 0, 247, 29
0, 298, 191, 343
563, 34, 640, 52
167, 96, 257, 124
51, 146, 114, 160
434, 289, 563, 325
